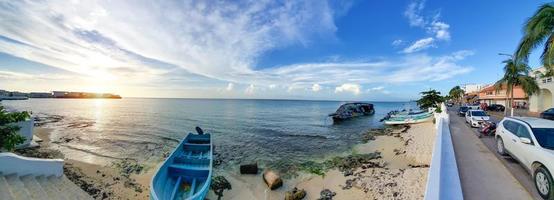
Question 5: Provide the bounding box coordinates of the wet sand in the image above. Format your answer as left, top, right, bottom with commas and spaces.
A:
206, 122, 436, 200
30, 127, 153, 200
29, 122, 436, 200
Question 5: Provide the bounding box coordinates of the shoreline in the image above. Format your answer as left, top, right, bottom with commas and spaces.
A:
23, 120, 436, 200
19, 127, 154, 199
205, 122, 436, 200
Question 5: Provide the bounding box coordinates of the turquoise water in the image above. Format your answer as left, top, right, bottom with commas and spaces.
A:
2, 98, 415, 168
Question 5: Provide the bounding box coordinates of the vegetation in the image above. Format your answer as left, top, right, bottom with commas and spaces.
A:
416, 89, 444, 110
515, 2, 554, 75
211, 176, 232, 200
0, 106, 30, 151
494, 58, 539, 116
448, 86, 465, 104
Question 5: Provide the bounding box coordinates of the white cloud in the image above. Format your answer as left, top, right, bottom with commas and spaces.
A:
226, 83, 234, 91
402, 0, 451, 52
404, 0, 426, 27
0, 1, 472, 99
402, 37, 435, 53
312, 83, 322, 92
430, 21, 450, 41
392, 39, 404, 46
245, 84, 255, 95
0, 1, 342, 85
263, 50, 474, 86
335, 83, 361, 95
368, 86, 385, 91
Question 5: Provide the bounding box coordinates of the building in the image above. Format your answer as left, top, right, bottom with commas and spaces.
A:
52, 91, 69, 98
529, 67, 554, 112
0, 89, 29, 100
478, 84, 528, 108
462, 84, 486, 94
29, 92, 53, 98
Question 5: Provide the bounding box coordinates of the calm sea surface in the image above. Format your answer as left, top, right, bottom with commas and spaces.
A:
2, 98, 415, 169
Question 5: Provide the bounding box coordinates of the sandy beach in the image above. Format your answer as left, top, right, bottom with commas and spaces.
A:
205, 122, 436, 200
22, 121, 436, 200
17, 127, 154, 200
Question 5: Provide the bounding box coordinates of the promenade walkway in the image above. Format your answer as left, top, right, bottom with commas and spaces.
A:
448, 109, 532, 200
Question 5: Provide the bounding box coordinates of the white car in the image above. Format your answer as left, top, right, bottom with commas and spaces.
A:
465, 110, 490, 127
495, 117, 554, 200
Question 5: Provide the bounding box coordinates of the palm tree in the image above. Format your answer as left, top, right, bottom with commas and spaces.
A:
515, 3, 554, 74
449, 86, 465, 104
495, 58, 540, 116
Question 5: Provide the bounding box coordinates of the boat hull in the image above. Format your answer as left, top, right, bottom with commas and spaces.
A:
384, 113, 434, 125
150, 133, 213, 200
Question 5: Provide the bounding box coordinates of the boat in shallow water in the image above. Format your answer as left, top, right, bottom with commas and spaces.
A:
150, 130, 212, 200
384, 112, 434, 125
329, 102, 375, 123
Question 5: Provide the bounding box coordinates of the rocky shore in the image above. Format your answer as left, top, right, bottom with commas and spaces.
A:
19, 115, 435, 200
206, 122, 436, 200
16, 127, 153, 200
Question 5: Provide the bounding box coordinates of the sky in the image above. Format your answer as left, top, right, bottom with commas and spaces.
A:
0, 0, 549, 101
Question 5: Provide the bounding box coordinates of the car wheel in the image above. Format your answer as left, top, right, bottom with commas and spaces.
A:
535, 166, 554, 200
496, 137, 507, 156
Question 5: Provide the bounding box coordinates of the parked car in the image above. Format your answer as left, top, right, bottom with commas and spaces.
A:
495, 117, 554, 200
458, 106, 469, 117
467, 105, 481, 110
541, 108, 554, 120
465, 110, 490, 128
447, 102, 454, 107
488, 104, 506, 112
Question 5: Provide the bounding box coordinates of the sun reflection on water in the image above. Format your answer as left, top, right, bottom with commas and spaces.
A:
93, 99, 104, 131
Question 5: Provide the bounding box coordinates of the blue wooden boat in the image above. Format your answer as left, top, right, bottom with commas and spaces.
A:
150, 131, 212, 200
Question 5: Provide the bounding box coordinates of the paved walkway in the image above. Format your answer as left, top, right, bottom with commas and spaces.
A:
448, 109, 532, 200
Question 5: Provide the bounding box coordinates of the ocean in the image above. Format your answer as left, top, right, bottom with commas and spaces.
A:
2, 98, 415, 169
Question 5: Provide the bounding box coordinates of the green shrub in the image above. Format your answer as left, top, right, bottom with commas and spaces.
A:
0, 106, 31, 151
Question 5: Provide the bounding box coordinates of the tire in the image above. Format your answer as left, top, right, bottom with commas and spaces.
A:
535, 166, 554, 200
496, 137, 507, 156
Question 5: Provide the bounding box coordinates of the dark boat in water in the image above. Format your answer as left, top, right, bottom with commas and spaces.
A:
329, 102, 375, 123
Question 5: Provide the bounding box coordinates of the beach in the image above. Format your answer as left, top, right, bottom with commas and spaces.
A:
24, 118, 436, 200
5, 99, 434, 200
205, 122, 436, 200
18, 127, 153, 200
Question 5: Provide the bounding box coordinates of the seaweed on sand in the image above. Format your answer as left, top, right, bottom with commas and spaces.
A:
211, 176, 232, 200
112, 158, 144, 177
269, 152, 382, 177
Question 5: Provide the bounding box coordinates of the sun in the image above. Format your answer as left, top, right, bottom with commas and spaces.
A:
82, 71, 118, 93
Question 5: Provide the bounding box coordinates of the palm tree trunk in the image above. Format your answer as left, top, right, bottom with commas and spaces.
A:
504, 86, 508, 116
510, 85, 514, 117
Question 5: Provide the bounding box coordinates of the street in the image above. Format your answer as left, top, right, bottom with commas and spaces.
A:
448, 106, 538, 199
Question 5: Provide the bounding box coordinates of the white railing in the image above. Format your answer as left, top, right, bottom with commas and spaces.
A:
0, 153, 64, 177
425, 103, 463, 200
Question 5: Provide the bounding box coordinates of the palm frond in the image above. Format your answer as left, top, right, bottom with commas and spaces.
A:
515, 3, 554, 63
541, 33, 554, 67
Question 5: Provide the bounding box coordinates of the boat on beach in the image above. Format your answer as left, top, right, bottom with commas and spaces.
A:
329, 102, 375, 122
150, 129, 212, 200
389, 109, 426, 118
384, 112, 434, 125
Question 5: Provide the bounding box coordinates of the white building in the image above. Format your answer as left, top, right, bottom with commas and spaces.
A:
461, 84, 486, 94
529, 67, 554, 112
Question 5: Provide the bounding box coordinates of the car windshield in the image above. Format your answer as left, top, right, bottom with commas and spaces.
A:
533, 128, 554, 150
472, 111, 486, 116
460, 107, 468, 111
